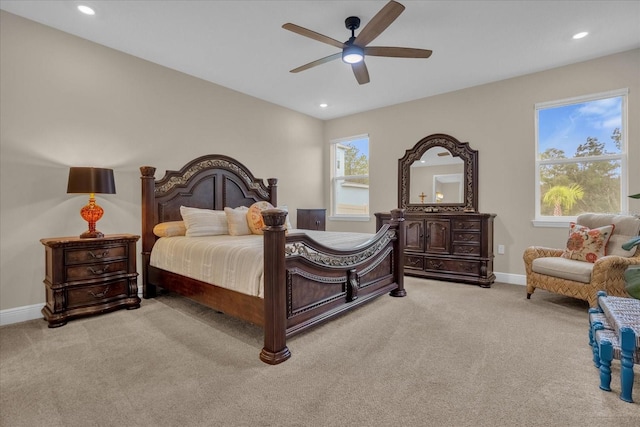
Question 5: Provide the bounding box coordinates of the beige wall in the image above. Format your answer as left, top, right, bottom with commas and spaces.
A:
0, 12, 324, 311
324, 48, 640, 278
1, 10, 639, 314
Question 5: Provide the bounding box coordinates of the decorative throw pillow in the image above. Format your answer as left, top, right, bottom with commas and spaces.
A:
152, 221, 187, 237
561, 222, 614, 263
179, 206, 228, 237
247, 201, 275, 235
224, 206, 251, 236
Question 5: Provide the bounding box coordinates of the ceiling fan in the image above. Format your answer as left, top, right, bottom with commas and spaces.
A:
282, 0, 432, 85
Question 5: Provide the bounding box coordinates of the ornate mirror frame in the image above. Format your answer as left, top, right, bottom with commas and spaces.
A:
399, 133, 478, 213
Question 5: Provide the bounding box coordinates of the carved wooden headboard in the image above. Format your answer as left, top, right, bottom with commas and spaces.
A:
140, 154, 277, 256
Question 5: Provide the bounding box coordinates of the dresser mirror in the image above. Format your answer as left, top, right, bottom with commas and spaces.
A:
399, 133, 478, 212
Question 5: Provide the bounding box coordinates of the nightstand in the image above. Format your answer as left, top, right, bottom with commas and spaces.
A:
40, 234, 140, 328
297, 208, 326, 231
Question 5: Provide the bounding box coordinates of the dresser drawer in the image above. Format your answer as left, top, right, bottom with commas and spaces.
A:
452, 219, 481, 231
453, 231, 480, 243
404, 255, 424, 270
66, 280, 129, 309
424, 257, 480, 275
66, 260, 128, 281
452, 245, 481, 256
65, 244, 127, 264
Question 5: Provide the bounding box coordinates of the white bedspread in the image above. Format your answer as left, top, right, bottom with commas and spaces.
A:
150, 229, 375, 298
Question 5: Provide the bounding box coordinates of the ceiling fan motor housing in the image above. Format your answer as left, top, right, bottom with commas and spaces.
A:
345, 16, 361, 31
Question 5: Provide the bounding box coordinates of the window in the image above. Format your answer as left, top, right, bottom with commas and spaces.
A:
330, 135, 369, 220
535, 89, 628, 225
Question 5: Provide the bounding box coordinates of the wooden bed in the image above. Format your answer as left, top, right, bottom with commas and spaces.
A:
140, 154, 406, 364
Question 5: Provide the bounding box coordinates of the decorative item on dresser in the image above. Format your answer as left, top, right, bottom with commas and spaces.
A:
296, 208, 326, 230
376, 133, 496, 287
40, 234, 140, 327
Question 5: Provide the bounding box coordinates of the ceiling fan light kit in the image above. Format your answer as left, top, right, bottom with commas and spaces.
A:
342, 44, 364, 64
282, 0, 432, 85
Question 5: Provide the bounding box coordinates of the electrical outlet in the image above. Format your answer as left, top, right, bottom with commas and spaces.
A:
498, 244, 505, 255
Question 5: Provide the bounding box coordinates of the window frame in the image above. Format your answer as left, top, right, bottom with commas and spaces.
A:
533, 88, 629, 227
329, 134, 370, 222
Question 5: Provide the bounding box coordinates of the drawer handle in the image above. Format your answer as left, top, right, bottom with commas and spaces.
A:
88, 286, 110, 299
428, 261, 444, 270
456, 222, 476, 229
87, 265, 110, 275
458, 263, 475, 273
457, 247, 476, 253
88, 250, 110, 259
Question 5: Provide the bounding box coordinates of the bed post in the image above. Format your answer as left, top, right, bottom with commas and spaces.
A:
267, 178, 278, 206
260, 209, 291, 364
140, 166, 157, 299
389, 208, 406, 297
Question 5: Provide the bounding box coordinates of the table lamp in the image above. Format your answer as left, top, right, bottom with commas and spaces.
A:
67, 167, 116, 238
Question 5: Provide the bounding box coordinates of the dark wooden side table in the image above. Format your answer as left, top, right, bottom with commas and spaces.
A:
296, 209, 326, 231
40, 234, 140, 327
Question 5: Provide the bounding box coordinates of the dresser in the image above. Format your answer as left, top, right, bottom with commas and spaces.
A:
376, 212, 496, 287
40, 234, 140, 327
297, 208, 326, 231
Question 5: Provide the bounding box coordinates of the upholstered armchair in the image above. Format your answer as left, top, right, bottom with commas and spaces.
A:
524, 213, 640, 307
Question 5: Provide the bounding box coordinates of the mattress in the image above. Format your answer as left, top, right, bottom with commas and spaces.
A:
150, 229, 375, 298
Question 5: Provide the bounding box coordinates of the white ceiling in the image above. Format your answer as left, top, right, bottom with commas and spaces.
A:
2, 1, 639, 120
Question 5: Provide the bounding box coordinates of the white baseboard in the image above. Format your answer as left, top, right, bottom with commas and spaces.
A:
495, 272, 526, 286
0, 274, 526, 326
0, 303, 44, 326
0, 288, 145, 327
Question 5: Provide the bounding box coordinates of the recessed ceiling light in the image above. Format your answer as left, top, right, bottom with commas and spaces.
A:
77, 5, 95, 16
319, 103, 328, 108
572, 32, 588, 40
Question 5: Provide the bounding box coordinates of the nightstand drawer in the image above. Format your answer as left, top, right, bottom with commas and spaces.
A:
65, 245, 127, 264
66, 280, 129, 308
66, 260, 128, 281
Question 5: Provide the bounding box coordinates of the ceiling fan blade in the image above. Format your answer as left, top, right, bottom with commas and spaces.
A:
282, 23, 345, 49
351, 61, 370, 85
365, 46, 432, 58
354, 0, 405, 47
290, 52, 342, 73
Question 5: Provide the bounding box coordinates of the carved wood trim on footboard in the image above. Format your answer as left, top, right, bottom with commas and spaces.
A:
260, 208, 406, 364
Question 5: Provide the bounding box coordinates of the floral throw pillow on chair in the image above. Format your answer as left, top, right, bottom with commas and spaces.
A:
561, 222, 614, 263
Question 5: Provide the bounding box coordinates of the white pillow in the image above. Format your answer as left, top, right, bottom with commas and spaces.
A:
224, 206, 251, 236
179, 206, 228, 237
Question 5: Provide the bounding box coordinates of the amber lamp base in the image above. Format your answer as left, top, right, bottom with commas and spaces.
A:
80, 194, 105, 238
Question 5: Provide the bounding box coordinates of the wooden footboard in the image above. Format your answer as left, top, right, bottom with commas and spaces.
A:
260, 209, 405, 364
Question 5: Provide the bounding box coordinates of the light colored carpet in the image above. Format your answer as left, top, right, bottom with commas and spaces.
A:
1, 278, 638, 427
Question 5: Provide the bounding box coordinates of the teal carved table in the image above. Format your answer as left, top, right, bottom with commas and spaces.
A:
588, 291, 640, 403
